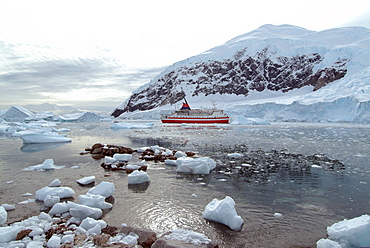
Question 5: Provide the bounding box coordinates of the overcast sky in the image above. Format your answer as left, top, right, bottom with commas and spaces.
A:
1, 0, 370, 112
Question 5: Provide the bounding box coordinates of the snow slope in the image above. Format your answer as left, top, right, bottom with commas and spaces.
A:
112, 24, 370, 123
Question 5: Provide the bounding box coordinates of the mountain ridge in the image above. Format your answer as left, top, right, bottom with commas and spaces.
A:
112, 24, 370, 122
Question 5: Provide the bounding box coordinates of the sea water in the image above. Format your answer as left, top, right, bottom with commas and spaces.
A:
0, 121, 369, 247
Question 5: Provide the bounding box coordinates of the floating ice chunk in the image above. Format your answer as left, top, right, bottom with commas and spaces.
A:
52, 127, 70, 133
150, 145, 165, 151
0, 226, 24, 243
78, 193, 112, 209
126, 164, 141, 170
87, 181, 115, 198
22, 192, 33, 197
0, 206, 7, 225
164, 159, 178, 166
164, 229, 211, 245
128, 170, 150, 185
104, 156, 116, 164
49, 202, 69, 216
47, 235, 61, 248
311, 164, 322, 168
23, 159, 65, 171
44, 195, 60, 207
274, 213, 283, 218
203, 196, 244, 231
49, 179, 62, 187
35, 186, 75, 201
110, 122, 153, 129
174, 151, 187, 158
316, 238, 341, 248
76, 176, 95, 185
227, 153, 244, 159
0, 124, 17, 134
326, 214, 370, 247
176, 157, 216, 174
68, 202, 103, 220
1, 203, 15, 211
136, 147, 149, 153
163, 149, 173, 156
80, 217, 107, 231
113, 153, 132, 161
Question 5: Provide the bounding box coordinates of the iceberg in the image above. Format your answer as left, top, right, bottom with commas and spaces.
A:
12, 128, 71, 144
203, 196, 244, 231
58, 112, 101, 123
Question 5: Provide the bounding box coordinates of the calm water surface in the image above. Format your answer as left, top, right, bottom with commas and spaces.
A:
0, 122, 369, 248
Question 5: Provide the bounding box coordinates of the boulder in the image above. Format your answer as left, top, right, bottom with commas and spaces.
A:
93, 233, 110, 246
119, 226, 157, 248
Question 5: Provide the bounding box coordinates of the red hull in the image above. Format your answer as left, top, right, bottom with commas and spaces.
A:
161, 117, 229, 124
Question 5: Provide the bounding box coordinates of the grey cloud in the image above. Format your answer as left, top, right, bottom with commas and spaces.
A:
0, 41, 166, 108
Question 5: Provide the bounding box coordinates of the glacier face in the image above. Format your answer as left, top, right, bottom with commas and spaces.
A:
112, 24, 370, 123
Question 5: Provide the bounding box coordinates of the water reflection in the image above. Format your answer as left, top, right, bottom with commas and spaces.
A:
20, 142, 69, 152
128, 182, 150, 193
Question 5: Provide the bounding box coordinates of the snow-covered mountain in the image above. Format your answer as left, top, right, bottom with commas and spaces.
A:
112, 24, 370, 123
24, 103, 77, 116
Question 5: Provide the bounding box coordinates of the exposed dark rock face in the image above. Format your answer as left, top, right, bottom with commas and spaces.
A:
112, 50, 347, 117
